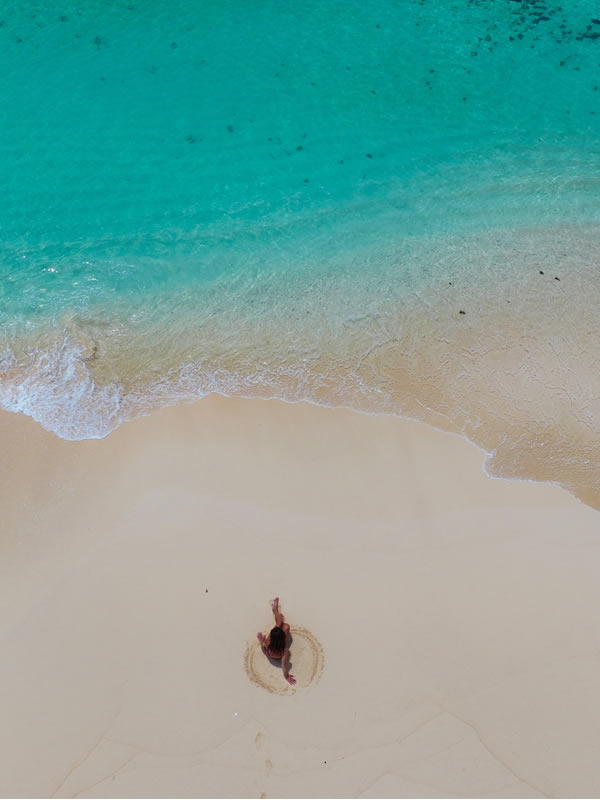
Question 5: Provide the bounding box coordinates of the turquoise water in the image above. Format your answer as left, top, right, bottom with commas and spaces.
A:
1, 1, 600, 502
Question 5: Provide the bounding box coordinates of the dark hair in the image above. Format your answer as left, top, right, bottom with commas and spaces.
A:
269, 626, 286, 651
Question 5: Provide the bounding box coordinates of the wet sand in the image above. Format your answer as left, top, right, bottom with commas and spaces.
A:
1, 396, 600, 798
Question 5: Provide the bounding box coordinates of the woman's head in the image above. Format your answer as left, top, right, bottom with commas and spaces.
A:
269, 626, 286, 651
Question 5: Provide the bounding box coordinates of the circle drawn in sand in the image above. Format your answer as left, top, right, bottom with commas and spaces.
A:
244, 626, 324, 695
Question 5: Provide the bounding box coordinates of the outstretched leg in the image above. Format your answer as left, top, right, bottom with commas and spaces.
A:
282, 647, 296, 685
272, 597, 284, 628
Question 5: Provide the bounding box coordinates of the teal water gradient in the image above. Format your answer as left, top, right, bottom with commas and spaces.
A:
2, 0, 599, 318
1, 1, 600, 504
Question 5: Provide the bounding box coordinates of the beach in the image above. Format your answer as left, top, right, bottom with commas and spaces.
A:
1, 396, 600, 798
2, 1, 600, 796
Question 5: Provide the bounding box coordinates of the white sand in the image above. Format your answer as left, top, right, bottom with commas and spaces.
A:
1, 396, 600, 798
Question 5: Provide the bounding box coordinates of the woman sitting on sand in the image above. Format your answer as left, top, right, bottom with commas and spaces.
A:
257, 597, 296, 685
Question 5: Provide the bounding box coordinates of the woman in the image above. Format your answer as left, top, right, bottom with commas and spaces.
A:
257, 597, 296, 685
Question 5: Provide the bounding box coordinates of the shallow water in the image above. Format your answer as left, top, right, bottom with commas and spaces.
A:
1, 1, 600, 505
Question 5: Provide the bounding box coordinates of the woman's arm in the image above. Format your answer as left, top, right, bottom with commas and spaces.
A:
257, 632, 268, 655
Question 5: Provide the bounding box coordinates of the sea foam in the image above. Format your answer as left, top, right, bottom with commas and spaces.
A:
0, 332, 123, 440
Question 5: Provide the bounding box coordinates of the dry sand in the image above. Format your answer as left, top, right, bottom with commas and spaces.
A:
1, 396, 600, 798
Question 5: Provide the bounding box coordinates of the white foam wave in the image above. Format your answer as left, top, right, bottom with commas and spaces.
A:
0, 332, 123, 440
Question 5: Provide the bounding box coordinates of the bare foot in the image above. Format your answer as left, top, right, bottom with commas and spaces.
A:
271, 597, 279, 611
286, 674, 296, 686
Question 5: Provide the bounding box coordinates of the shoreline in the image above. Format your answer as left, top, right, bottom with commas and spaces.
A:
3, 386, 598, 512
2, 396, 600, 797
3, 223, 600, 509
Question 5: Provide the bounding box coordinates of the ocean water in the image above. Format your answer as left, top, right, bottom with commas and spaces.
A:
1, 1, 600, 505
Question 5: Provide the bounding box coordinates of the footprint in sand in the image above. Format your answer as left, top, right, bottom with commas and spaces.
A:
244, 626, 324, 695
